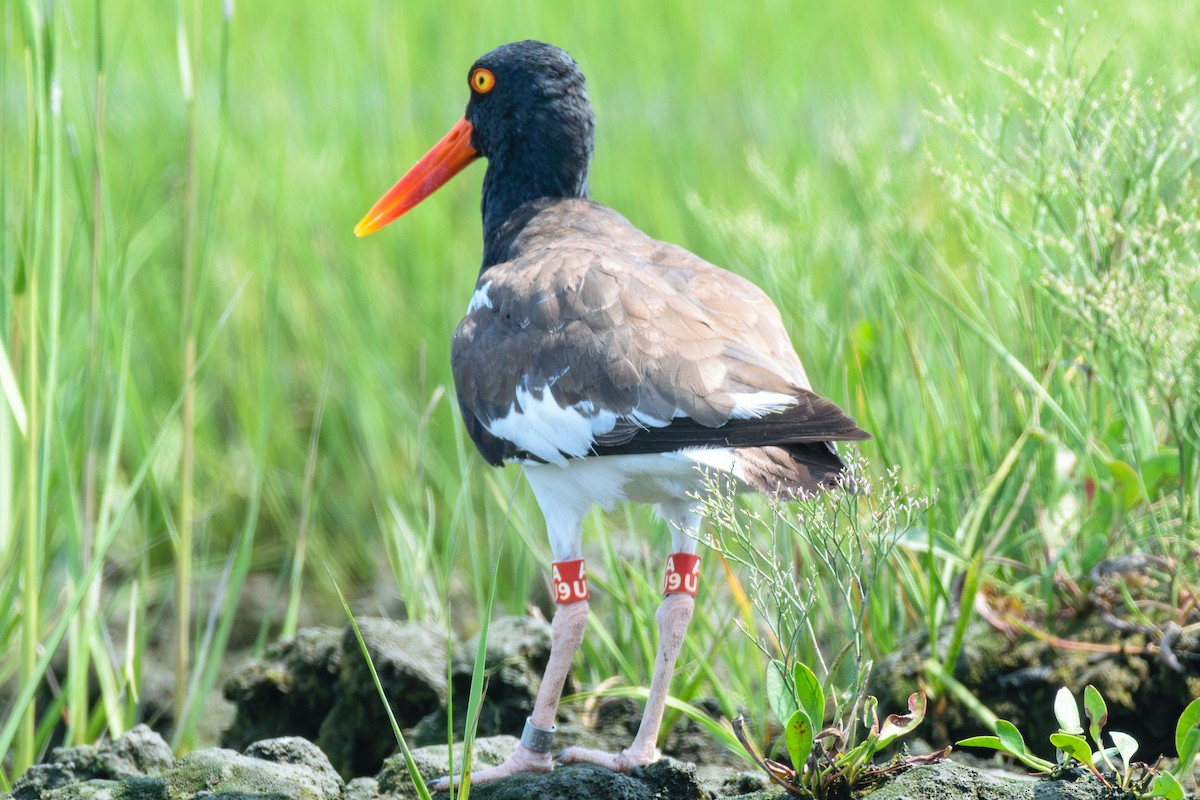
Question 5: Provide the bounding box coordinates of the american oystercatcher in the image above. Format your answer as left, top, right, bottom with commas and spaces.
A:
356, 40, 869, 787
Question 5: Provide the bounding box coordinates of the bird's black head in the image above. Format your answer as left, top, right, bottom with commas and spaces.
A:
355, 41, 595, 253
465, 42, 594, 168
465, 42, 595, 239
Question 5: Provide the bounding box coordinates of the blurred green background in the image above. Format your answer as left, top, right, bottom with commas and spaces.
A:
4, 0, 1199, 773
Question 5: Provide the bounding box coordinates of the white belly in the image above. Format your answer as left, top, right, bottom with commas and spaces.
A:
521, 449, 746, 559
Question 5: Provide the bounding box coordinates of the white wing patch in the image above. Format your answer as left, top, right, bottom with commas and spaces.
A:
466, 282, 494, 314
628, 407, 675, 429
727, 391, 796, 419
484, 386, 794, 464
484, 382, 618, 466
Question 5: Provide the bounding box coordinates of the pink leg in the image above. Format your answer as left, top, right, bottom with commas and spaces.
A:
559, 588, 696, 772
434, 598, 590, 789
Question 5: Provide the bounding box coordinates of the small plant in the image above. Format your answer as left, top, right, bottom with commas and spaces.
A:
1146, 695, 1200, 800
959, 686, 1200, 798
704, 456, 939, 797
735, 661, 943, 798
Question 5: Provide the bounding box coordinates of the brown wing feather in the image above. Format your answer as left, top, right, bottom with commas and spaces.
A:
451, 198, 869, 465
735, 443, 855, 500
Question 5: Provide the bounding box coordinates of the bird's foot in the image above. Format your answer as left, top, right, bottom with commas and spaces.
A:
557, 744, 661, 773
432, 744, 552, 790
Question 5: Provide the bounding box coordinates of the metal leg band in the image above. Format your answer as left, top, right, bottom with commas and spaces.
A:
520, 716, 557, 753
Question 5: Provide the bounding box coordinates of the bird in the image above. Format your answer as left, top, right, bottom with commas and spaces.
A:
355, 40, 869, 787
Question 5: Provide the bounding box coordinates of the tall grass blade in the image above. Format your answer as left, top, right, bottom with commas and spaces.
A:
454, 475, 521, 799
0, 342, 25, 435
286, 366, 330, 639
173, 0, 200, 742
330, 570, 434, 800
178, 284, 273, 748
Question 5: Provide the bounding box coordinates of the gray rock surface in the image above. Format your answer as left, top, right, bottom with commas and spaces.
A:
1, 724, 1152, 800
224, 616, 557, 775
10, 725, 174, 800
377, 737, 518, 797
866, 761, 1105, 800
317, 618, 448, 777
14, 616, 1178, 800
222, 626, 343, 750
380, 740, 716, 800
165, 738, 343, 800
413, 616, 554, 746
873, 621, 1200, 761
444, 759, 710, 800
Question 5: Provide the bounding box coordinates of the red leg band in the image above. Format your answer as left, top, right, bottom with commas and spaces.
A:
663, 553, 701, 596
552, 558, 590, 604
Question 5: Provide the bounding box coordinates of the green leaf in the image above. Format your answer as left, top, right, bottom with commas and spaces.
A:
993, 721, 1056, 772
1108, 731, 1138, 764
1099, 415, 1128, 449
957, 735, 1004, 750
878, 693, 926, 748
792, 662, 825, 732
996, 720, 1030, 756
767, 660, 797, 724
1150, 772, 1185, 800
1174, 727, 1200, 779
852, 319, 877, 363
1140, 451, 1180, 498
1174, 698, 1200, 767
1084, 685, 1108, 746
1105, 459, 1143, 510
1050, 732, 1095, 769
862, 694, 879, 732
896, 526, 966, 562
785, 709, 814, 773
1054, 687, 1082, 734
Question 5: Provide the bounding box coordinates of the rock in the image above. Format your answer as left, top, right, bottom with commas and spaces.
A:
413, 616, 554, 746
7, 735, 343, 800
317, 619, 448, 776
242, 737, 342, 796
866, 761, 1107, 800
345, 777, 381, 800
45, 778, 162, 800
662, 699, 747, 769
453, 758, 712, 800
377, 736, 519, 797
220, 617, 558, 774
377, 739, 718, 800
871, 621, 1200, 760
164, 739, 342, 800
696, 768, 771, 797
630, 760, 710, 800
222, 627, 343, 750
381, 742, 714, 800
458, 617, 553, 735
10, 726, 174, 800
3, 734, 1139, 800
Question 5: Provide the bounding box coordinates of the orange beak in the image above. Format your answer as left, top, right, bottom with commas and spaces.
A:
354, 117, 480, 237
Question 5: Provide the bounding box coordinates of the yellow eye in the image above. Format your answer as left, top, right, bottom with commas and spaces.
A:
470, 67, 495, 94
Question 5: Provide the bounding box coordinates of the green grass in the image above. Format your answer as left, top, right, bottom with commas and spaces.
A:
3, 0, 1200, 784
